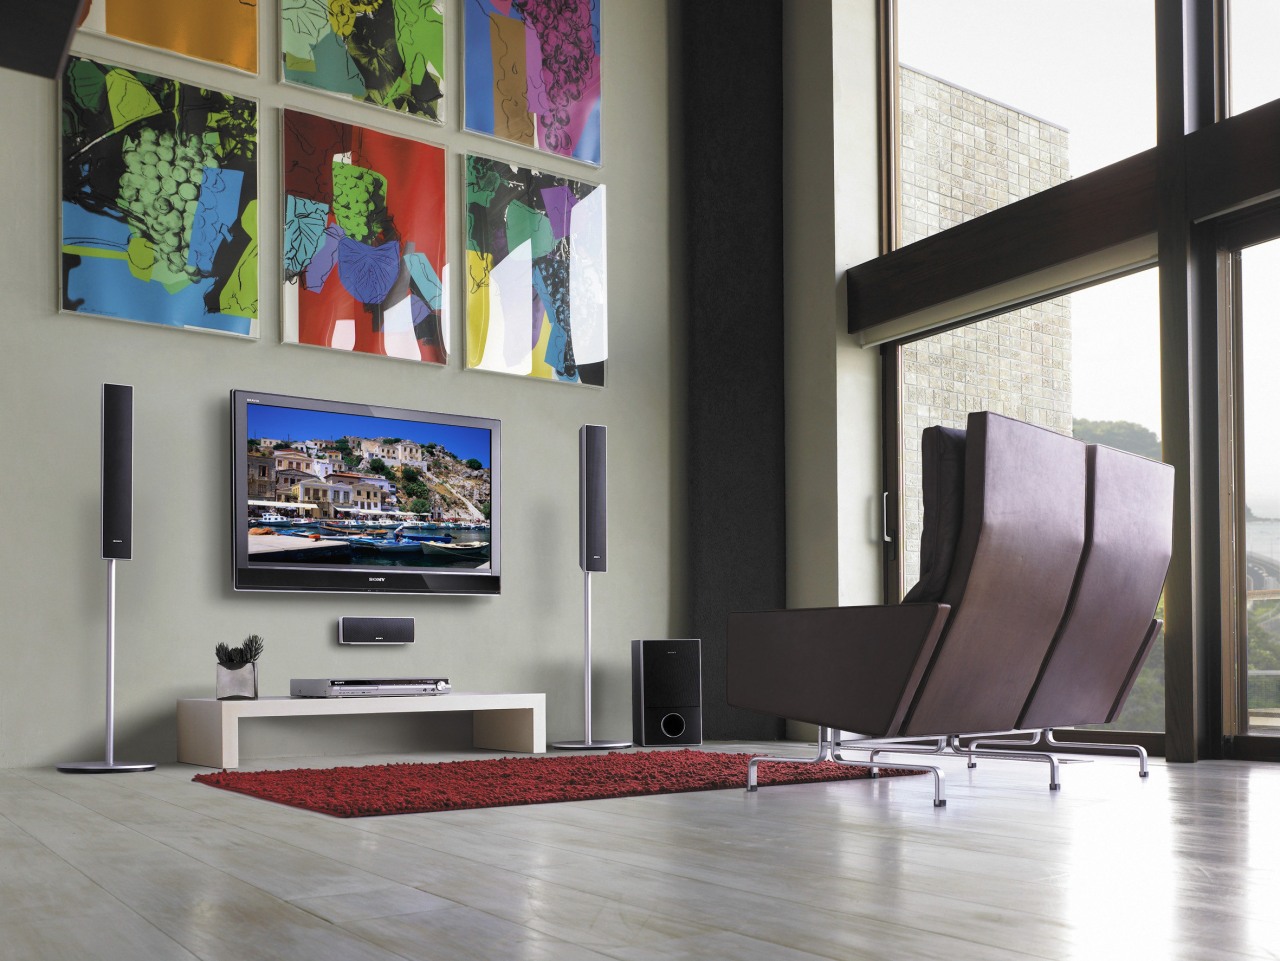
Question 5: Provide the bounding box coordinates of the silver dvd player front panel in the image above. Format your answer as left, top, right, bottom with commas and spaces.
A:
290, 678, 451, 697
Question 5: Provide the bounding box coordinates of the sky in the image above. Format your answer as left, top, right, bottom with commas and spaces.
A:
246, 403, 492, 467
899, 0, 1280, 460
1241, 242, 1280, 517
898, 1, 1156, 180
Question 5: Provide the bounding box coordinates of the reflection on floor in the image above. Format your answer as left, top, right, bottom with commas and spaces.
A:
1, 742, 1278, 960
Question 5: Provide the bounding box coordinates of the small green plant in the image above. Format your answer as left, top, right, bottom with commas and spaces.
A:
216, 635, 265, 667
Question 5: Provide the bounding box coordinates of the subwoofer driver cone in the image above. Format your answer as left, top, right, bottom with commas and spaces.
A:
660, 713, 687, 739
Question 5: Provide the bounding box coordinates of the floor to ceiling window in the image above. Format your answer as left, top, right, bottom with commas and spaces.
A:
889, 2, 1163, 733
898, 270, 1165, 732
1220, 0, 1280, 741
894, 0, 1154, 245
1231, 236, 1280, 736
860, 0, 1280, 758
1227, 1, 1280, 115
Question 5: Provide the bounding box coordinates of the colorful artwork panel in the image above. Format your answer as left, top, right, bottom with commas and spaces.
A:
61, 57, 259, 336
465, 154, 606, 386
79, 0, 259, 74
283, 110, 448, 364
282, 0, 446, 123
464, 0, 602, 166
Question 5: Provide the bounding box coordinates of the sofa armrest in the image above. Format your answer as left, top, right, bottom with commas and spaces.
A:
727, 603, 951, 738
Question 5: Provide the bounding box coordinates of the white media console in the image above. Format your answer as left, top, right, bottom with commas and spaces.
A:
176, 692, 546, 769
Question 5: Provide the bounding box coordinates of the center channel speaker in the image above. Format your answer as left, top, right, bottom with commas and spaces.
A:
631, 639, 702, 746
339, 616, 414, 645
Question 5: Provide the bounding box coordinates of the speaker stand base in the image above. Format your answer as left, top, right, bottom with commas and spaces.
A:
56, 761, 155, 773
550, 739, 633, 751
57, 554, 155, 776
555, 570, 632, 753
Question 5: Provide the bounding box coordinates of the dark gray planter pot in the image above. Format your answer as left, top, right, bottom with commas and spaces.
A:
216, 662, 258, 700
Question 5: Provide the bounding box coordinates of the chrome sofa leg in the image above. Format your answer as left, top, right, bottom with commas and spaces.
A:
747, 726, 839, 792
847, 754, 947, 807
949, 734, 1062, 790
834, 738, 948, 806
961, 729, 1044, 756
866, 736, 946, 767
964, 728, 1149, 779
747, 728, 947, 806
1043, 729, 1149, 778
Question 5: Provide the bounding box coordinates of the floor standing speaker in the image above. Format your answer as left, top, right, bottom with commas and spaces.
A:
552, 424, 630, 749
58, 383, 153, 774
632, 639, 703, 746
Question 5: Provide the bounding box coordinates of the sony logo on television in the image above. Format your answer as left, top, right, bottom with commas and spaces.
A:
368, 577, 386, 582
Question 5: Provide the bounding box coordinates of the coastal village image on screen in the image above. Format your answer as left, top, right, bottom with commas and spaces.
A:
244, 404, 492, 569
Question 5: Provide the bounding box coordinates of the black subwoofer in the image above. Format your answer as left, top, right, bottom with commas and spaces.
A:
631, 639, 702, 746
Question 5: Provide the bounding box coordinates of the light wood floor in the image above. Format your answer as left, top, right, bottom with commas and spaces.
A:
2, 742, 1279, 961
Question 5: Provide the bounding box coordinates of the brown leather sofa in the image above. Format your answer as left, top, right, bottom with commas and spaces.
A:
726, 411, 1174, 806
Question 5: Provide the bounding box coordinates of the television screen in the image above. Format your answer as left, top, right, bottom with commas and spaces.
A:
231, 390, 500, 594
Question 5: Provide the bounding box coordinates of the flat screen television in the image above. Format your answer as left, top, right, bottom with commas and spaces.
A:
231, 389, 500, 595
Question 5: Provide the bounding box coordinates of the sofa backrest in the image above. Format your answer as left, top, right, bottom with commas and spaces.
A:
902, 425, 967, 604
901, 411, 1087, 736
1018, 444, 1175, 729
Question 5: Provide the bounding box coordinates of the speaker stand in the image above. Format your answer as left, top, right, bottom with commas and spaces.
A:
551, 570, 632, 750
58, 559, 155, 773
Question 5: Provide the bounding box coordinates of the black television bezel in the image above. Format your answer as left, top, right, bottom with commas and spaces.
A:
231, 389, 501, 596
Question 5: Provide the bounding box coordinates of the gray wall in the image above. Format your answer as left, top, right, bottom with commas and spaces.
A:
784, 0, 882, 613
781, 1, 884, 740
0, 4, 681, 767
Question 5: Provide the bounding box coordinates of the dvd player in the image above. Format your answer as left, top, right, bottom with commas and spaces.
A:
290, 678, 451, 697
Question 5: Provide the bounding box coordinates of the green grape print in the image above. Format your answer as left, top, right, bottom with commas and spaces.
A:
331, 162, 388, 244
117, 127, 215, 280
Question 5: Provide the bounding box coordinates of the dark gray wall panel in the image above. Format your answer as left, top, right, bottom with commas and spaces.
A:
680, 0, 787, 740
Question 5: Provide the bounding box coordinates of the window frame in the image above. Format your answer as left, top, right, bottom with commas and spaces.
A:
856, 0, 1280, 760
1212, 201, 1280, 759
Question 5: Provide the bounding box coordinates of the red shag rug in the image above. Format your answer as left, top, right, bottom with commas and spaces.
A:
192, 750, 912, 818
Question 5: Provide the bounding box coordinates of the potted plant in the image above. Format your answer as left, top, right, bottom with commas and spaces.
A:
215, 635, 264, 700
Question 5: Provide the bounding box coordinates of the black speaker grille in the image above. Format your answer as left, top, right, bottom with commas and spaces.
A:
580, 425, 607, 572
639, 640, 701, 706
339, 616, 415, 644
101, 383, 133, 560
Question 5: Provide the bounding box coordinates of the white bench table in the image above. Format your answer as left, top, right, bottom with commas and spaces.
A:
177, 692, 546, 769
